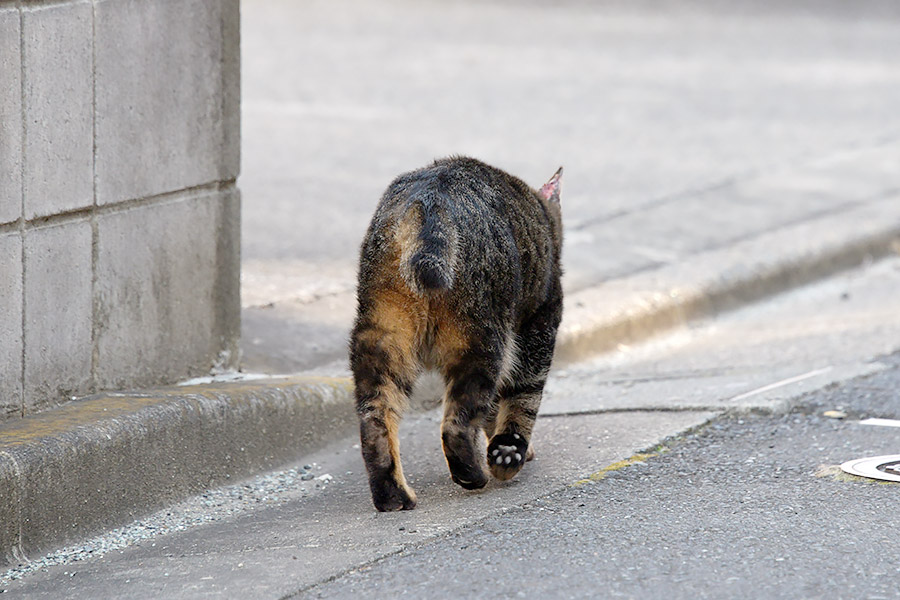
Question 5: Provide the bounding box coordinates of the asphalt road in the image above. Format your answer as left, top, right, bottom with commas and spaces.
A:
305, 355, 900, 600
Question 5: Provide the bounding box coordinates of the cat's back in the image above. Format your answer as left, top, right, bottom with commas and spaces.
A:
379, 156, 551, 257
359, 157, 560, 315
378, 156, 532, 221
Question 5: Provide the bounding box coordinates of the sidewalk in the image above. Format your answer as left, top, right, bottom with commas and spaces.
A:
4, 0, 900, 574
6, 252, 900, 597
238, 0, 900, 374
242, 142, 900, 373
2, 181, 898, 569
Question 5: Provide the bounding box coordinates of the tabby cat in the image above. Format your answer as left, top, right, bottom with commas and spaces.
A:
350, 156, 563, 511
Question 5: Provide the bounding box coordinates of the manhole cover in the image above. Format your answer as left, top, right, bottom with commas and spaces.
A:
840, 454, 900, 483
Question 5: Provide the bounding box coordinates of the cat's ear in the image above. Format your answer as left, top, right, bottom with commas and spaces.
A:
539, 167, 563, 203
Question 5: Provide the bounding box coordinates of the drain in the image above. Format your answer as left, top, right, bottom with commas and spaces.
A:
840, 455, 900, 483
877, 459, 900, 476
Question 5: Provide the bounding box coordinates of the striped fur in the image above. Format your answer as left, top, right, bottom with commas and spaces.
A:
350, 157, 563, 511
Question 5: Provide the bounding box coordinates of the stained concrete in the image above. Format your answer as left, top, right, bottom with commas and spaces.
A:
94, 189, 240, 389
0, 6, 21, 224
23, 221, 93, 414
3, 0, 242, 421
94, 0, 240, 204
0, 232, 22, 420
21, 1, 93, 218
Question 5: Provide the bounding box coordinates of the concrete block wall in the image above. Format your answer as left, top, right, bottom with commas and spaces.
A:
0, 0, 241, 421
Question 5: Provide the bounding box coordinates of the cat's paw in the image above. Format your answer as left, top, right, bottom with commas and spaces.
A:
445, 452, 489, 490
442, 429, 489, 490
370, 477, 417, 512
488, 433, 529, 481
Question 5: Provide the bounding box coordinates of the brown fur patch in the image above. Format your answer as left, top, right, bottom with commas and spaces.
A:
382, 407, 416, 499
366, 287, 424, 376
430, 301, 469, 371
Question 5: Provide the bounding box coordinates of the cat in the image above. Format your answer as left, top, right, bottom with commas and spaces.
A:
350, 156, 563, 511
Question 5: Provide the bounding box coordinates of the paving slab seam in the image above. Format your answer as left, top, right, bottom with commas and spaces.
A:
1, 199, 898, 566
569, 133, 900, 233
539, 406, 730, 418
542, 398, 873, 420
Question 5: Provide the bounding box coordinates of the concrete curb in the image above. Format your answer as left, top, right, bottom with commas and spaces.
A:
0, 377, 354, 565
556, 200, 900, 363
2, 199, 899, 566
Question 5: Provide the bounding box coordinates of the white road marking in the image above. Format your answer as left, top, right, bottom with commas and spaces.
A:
860, 418, 900, 428
727, 367, 832, 403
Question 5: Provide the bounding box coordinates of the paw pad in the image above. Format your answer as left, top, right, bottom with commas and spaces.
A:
491, 445, 523, 465
487, 433, 528, 480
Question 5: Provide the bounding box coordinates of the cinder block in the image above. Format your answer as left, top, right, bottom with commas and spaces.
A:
0, 7, 22, 225
94, 0, 241, 205
95, 188, 241, 388
0, 232, 23, 421
21, 2, 93, 219
23, 221, 93, 413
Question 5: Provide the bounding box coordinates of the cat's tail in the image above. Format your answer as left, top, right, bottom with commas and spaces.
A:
399, 199, 457, 294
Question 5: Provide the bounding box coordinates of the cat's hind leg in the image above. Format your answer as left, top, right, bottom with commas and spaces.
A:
351, 292, 421, 511
440, 339, 504, 491
487, 387, 540, 481
488, 305, 559, 481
